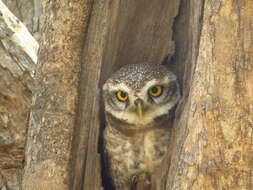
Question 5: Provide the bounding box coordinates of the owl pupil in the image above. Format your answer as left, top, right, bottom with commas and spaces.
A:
152, 87, 158, 93
121, 92, 126, 97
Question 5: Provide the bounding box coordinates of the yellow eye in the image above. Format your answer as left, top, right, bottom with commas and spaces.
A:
116, 91, 128, 102
148, 85, 163, 97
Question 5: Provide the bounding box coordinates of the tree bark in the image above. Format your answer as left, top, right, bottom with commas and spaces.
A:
21, 0, 93, 190
167, 0, 253, 189
2, 0, 251, 189
80, 0, 252, 189
0, 0, 39, 189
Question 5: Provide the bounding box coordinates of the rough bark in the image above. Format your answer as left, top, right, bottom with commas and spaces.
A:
168, 0, 253, 189
21, 0, 93, 190
0, 0, 40, 189
2, 0, 252, 190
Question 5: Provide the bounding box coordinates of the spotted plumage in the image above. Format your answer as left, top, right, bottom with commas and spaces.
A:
102, 63, 180, 190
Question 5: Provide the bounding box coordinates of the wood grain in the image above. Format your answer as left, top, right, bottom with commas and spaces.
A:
21, 0, 93, 189
168, 0, 253, 189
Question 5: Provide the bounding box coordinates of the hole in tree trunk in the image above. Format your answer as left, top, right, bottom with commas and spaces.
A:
71, 0, 190, 189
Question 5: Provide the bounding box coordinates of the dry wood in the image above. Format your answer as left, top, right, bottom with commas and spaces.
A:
168, 0, 253, 189
21, 0, 93, 189
70, 0, 104, 189
0, 1, 38, 189
20, 0, 253, 190
0, 0, 38, 74
100, 0, 180, 83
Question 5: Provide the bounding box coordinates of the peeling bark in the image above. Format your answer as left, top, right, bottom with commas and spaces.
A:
0, 1, 39, 189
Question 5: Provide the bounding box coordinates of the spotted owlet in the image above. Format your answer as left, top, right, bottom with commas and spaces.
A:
102, 63, 180, 190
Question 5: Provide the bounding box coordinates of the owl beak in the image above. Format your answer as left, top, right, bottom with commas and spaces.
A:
135, 99, 144, 120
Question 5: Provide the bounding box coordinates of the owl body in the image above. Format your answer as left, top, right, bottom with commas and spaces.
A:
104, 118, 170, 185
103, 63, 180, 189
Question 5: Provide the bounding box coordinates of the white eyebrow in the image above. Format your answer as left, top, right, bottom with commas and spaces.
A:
141, 77, 170, 93
103, 83, 132, 93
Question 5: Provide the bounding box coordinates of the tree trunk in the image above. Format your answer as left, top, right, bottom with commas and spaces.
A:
1, 0, 252, 189
24, 0, 252, 189
168, 0, 253, 189
21, 0, 93, 189
0, 0, 39, 189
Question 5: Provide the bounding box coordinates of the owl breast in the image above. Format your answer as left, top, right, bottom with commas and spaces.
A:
104, 125, 170, 178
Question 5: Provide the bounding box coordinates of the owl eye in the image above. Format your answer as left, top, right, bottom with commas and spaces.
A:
116, 91, 128, 102
148, 85, 163, 97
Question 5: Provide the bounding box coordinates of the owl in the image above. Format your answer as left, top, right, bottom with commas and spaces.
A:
102, 63, 180, 190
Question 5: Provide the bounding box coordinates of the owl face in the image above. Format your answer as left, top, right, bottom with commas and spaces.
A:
102, 63, 180, 125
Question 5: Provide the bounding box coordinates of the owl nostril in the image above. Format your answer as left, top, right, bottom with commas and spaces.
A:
134, 98, 143, 106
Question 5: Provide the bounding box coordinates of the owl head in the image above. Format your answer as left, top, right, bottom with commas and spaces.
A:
102, 63, 180, 126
